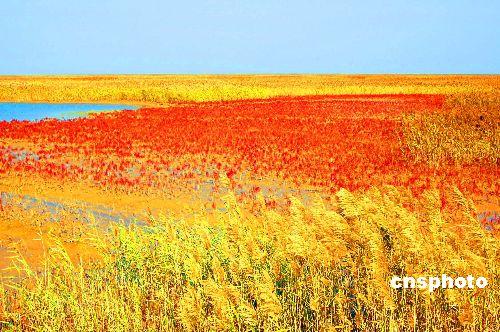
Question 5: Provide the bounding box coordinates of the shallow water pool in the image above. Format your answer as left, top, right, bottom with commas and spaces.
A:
0, 102, 137, 121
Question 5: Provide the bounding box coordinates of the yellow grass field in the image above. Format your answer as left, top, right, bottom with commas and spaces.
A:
0, 75, 498, 104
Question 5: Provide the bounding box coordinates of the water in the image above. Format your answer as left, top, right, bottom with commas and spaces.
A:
0, 102, 138, 122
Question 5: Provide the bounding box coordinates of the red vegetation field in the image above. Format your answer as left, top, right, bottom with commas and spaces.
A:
0, 90, 499, 331
0, 94, 497, 202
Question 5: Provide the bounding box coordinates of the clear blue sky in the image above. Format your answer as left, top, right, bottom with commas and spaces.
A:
1, 0, 498, 74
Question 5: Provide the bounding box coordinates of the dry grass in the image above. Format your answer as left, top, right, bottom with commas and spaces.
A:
1, 181, 498, 331
402, 92, 499, 166
0, 75, 498, 105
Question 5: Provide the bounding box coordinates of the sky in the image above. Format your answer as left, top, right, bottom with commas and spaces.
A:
0, 0, 498, 74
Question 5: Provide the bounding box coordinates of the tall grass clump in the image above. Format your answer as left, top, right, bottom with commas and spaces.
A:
0, 184, 498, 331
402, 92, 499, 166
